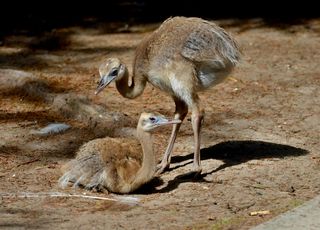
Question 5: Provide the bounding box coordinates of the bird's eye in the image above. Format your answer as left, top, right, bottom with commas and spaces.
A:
110, 69, 118, 76
149, 117, 157, 123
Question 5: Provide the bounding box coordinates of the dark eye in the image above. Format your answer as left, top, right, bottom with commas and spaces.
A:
149, 117, 157, 123
110, 69, 118, 76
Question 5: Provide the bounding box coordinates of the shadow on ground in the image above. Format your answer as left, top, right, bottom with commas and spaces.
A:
136, 140, 308, 194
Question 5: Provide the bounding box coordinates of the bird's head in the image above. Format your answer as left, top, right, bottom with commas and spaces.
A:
95, 58, 126, 95
139, 113, 181, 132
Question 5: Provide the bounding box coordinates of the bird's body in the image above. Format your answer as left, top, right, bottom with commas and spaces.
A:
96, 16, 241, 175
61, 137, 145, 193
135, 17, 239, 99
59, 113, 181, 194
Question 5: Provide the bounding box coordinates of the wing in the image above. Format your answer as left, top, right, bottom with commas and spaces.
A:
59, 151, 106, 190
181, 20, 241, 69
59, 137, 143, 191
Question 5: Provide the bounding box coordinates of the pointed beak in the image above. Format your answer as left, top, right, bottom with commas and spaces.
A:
95, 75, 116, 95
156, 117, 181, 127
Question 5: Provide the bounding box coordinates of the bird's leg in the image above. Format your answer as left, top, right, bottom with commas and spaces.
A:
155, 98, 188, 175
191, 98, 204, 175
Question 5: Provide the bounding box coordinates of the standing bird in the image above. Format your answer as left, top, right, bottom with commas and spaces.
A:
95, 16, 241, 175
59, 113, 181, 194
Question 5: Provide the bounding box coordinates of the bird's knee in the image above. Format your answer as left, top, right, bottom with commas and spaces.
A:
192, 109, 205, 123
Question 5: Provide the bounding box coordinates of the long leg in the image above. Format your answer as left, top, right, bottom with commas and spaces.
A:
191, 96, 204, 174
155, 97, 188, 175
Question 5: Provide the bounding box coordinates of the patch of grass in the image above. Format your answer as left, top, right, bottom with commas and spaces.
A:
288, 199, 304, 208
273, 198, 304, 215
285, 199, 304, 211
188, 216, 246, 230
211, 218, 233, 230
211, 217, 246, 230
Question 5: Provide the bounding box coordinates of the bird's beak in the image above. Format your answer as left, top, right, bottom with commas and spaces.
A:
156, 117, 181, 127
95, 75, 116, 95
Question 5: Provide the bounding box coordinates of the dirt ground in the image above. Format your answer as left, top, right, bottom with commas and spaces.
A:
0, 18, 320, 229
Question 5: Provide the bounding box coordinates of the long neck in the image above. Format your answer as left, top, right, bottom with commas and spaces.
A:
131, 127, 156, 190
115, 66, 147, 99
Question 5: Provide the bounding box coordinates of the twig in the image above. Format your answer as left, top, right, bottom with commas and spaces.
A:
0, 192, 140, 205
250, 210, 271, 216
16, 159, 40, 167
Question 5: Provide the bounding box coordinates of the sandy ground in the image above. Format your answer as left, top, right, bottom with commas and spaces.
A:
0, 18, 320, 229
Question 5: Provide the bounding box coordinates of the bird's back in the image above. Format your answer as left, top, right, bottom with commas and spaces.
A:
59, 137, 143, 193
135, 17, 241, 93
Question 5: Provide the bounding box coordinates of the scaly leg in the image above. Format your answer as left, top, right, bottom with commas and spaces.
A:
191, 97, 204, 174
155, 97, 188, 175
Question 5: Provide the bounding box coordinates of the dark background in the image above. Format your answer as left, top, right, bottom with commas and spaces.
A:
1, 0, 319, 36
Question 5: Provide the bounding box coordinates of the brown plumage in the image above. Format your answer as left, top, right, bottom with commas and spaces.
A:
95, 16, 241, 175
59, 113, 181, 194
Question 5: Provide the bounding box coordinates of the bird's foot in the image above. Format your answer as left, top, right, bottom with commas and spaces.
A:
155, 163, 170, 176
191, 165, 202, 178
176, 169, 202, 180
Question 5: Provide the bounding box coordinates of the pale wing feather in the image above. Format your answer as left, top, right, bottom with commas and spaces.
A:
181, 20, 240, 68
59, 138, 143, 192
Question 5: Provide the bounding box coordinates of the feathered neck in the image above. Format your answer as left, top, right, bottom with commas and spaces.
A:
130, 124, 156, 191
115, 65, 147, 99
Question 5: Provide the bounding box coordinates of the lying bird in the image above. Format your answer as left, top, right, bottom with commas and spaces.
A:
59, 112, 181, 194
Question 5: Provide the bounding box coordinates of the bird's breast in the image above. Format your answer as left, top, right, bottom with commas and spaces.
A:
147, 68, 173, 93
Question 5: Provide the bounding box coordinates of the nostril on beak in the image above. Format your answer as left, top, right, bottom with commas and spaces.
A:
97, 78, 104, 86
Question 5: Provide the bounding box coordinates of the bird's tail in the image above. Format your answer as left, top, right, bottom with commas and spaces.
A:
59, 154, 107, 191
